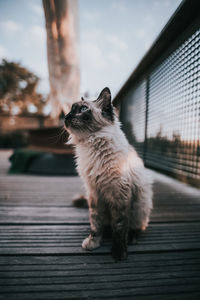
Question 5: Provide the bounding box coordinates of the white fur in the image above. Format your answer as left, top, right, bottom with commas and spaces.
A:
69, 119, 153, 233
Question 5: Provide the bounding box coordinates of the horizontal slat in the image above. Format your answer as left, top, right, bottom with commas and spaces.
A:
1, 243, 200, 255
1, 207, 200, 223
1, 250, 199, 264
0, 283, 200, 300
0, 223, 199, 254
1, 276, 200, 294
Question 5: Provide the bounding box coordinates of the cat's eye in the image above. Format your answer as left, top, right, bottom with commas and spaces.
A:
80, 106, 88, 113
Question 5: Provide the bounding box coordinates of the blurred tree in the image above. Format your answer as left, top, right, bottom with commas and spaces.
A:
43, 0, 80, 119
0, 59, 46, 115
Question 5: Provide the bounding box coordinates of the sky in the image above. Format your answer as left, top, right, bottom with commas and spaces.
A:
0, 0, 182, 99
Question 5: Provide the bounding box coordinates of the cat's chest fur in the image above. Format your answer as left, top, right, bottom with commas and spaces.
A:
75, 127, 129, 193
76, 136, 117, 181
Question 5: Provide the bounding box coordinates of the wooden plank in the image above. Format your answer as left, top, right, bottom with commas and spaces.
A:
0, 221, 199, 237
0, 223, 200, 254
1, 206, 200, 223
1, 270, 200, 287
1, 250, 199, 264
100, 293, 200, 300
0, 233, 199, 243
1, 293, 200, 300
0, 283, 200, 300
1, 259, 200, 272
0, 258, 200, 273
0, 242, 200, 255
0, 223, 200, 235
1, 264, 200, 279
1, 276, 200, 293
0, 207, 89, 224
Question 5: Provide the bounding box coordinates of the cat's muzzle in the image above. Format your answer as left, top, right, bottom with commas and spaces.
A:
64, 113, 72, 127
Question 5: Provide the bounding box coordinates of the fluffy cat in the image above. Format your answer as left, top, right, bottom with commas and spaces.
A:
64, 87, 153, 260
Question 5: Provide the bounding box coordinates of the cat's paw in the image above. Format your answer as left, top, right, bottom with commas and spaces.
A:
112, 242, 128, 261
82, 235, 101, 251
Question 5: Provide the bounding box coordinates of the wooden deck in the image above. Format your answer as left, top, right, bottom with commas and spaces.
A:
0, 150, 200, 300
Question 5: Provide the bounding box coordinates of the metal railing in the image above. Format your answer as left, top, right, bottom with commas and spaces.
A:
113, 0, 200, 187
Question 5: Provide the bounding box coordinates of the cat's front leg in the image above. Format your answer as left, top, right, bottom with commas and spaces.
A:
111, 206, 129, 261
82, 206, 103, 251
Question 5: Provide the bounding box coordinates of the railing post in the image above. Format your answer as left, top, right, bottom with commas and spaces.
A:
143, 76, 149, 164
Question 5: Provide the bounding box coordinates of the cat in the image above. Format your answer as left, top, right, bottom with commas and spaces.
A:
64, 87, 153, 260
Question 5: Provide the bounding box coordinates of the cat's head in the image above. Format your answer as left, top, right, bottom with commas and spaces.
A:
64, 87, 115, 135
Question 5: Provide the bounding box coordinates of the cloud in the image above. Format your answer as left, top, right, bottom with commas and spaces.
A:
144, 15, 156, 30
30, 25, 46, 42
83, 11, 99, 22
0, 20, 22, 33
105, 34, 128, 51
81, 29, 127, 71
0, 45, 7, 59
82, 28, 103, 43
30, 3, 44, 17
108, 51, 121, 64
133, 27, 155, 51
111, 1, 127, 13
32, 60, 48, 79
163, 0, 171, 7
80, 27, 129, 97
135, 28, 146, 39
24, 26, 47, 80
81, 29, 107, 70
82, 41, 106, 70
82, 30, 128, 53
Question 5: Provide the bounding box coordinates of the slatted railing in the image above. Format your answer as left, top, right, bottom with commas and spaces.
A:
114, 0, 200, 187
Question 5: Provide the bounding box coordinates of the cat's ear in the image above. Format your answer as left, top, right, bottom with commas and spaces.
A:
96, 87, 114, 121
97, 87, 111, 102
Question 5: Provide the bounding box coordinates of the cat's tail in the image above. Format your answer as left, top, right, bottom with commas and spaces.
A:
72, 195, 88, 208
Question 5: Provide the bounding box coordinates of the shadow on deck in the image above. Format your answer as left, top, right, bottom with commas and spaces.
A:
0, 150, 200, 300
